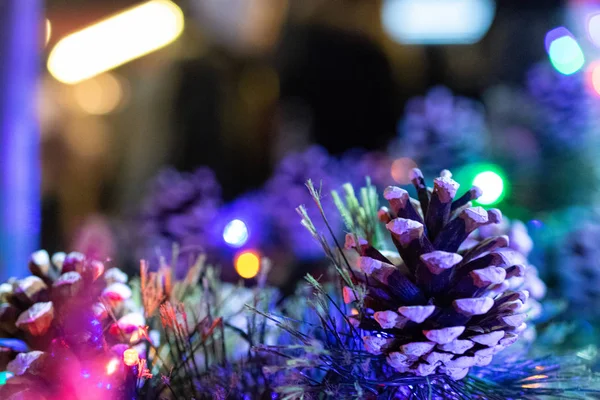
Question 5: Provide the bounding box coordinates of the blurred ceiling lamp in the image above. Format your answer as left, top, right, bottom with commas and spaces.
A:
545, 27, 585, 75
382, 0, 496, 45
190, 0, 288, 53
47, 0, 184, 84
72, 72, 125, 115
588, 13, 600, 47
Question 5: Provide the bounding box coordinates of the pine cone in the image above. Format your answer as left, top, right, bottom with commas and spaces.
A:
390, 86, 489, 175
554, 216, 600, 318
137, 167, 221, 270
468, 219, 546, 319
0, 251, 132, 369
264, 146, 344, 259
344, 169, 529, 380
526, 61, 599, 149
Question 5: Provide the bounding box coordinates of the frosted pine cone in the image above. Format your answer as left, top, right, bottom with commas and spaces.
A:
468, 219, 546, 320
553, 213, 600, 318
0, 251, 131, 369
526, 61, 600, 148
390, 86, 488, 175
264, 146, 344, 259
344, 169, 529, 380
137, 167, 221, 269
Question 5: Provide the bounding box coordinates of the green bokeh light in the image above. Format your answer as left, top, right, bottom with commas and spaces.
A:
454, 163, 508, 206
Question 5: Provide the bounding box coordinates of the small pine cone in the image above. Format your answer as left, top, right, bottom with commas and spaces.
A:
554, 215, 600, 317
0, 250, 131, 368
389, 86, 489, 175
137, 167, 221, 271
345, 168, 530, 380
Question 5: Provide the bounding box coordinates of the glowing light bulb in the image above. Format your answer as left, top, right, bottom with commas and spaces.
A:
382, 0, 496, 45
72, 73, 125, 115
545, 27, 584, 75
588, 13, 600, 48
0, 371, 12, 385
47, 0, 184, 84
234, 250, 260, 279
587, 62, 600, 97
106, 358, 120, 375
390, 158, 418, 185
472, 171, 504, 205
123, 348, 140, 366
223, 219, 249, 247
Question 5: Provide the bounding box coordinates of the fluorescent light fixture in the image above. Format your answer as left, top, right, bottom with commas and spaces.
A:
382, 0, 496, 45
48, 0, 184, 84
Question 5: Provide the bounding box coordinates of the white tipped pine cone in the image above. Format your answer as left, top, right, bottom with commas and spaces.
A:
344, 168, 535, 379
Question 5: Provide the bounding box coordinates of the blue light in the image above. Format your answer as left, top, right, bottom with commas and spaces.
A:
81, 370, 91, 379
0, 0, 42, 280
545, 27, 585, 75
223, 219, 249, 247
382, 0, 496, 45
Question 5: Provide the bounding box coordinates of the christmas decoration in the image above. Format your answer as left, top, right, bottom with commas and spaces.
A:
390, 86, 489, 175
257, 169, 600, 398
136, 167, 221, 274
526, 62, 599, 149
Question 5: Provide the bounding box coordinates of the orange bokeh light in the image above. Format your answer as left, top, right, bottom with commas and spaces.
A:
391, 157, 418, 184
123, 348, 140, 367
234, 250, 261, 279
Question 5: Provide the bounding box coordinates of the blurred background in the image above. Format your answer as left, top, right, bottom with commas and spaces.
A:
4, 0, 600, 300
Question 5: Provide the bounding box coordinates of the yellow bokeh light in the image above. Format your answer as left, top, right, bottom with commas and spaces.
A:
234, 250, 261, 279
72, 72, 125, 115
123, 348, 140, 366
47, 0, 184, 84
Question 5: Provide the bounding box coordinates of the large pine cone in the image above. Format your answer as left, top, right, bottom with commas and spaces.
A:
344, 169, 530, 380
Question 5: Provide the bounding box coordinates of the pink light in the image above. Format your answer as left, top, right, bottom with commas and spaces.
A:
587, 62, 600, 96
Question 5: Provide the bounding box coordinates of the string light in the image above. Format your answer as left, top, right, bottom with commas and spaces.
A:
587, 61, 600, 96
587, 13, 600, 47
390, 158, 418, 185
545, 27, 584, 75
0, 371, 11, 385
47, 0, 184, 84
123, 348, 140, 366
223, 219, 249, 247
472, 170, 505, 206
106, 358, 120, 375
234, 250, 261, 279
